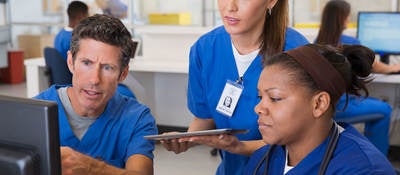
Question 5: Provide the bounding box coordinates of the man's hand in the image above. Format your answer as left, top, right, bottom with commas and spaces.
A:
61, 146, 97, 175
60, 146, 154, 175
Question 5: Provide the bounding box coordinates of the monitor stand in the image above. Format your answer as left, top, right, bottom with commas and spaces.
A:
380, 54, 391, 64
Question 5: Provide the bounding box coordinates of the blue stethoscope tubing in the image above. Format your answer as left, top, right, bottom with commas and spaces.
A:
253, 121, 340, 175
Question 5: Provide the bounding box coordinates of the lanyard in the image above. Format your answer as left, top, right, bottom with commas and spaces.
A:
253, 122, 340, 175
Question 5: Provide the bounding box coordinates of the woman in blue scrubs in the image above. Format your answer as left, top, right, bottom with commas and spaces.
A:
315, 0, 400, 74
244, 44, 395, 175
315, 0, 400, 155
160, 0, 308, 175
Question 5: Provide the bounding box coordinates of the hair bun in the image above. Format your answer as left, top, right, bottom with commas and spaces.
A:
342, 45, 375, 77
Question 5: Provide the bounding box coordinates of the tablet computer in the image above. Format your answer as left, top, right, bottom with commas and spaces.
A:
144, 128, 249, 140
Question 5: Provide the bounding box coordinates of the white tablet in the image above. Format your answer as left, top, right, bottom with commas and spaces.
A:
144, 128, 249, 140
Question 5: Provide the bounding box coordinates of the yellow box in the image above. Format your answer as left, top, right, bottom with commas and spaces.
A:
294, 23, 320, 28
148, 13, 191, 25
294, 22, 357, 29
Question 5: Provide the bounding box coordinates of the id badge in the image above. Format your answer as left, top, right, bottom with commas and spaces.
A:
216, 80, 244, 117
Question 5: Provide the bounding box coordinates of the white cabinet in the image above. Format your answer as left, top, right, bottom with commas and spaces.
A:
128, 25, 211, 127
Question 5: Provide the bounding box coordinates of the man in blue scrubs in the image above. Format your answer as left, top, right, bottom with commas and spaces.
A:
35, 14, 157, 175
54, 1, 89, 61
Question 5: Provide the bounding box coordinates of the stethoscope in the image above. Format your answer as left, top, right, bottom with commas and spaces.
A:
253, 121, 340, 175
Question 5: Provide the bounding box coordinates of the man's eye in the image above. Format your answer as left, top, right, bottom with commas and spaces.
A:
103, 65, 115, 71
82, 60, 90, 65
104, 65, 113, 70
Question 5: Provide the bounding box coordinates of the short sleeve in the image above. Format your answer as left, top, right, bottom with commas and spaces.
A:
125, 107, 158, 161
187, 41, 213, 119
284, 28, 310, 51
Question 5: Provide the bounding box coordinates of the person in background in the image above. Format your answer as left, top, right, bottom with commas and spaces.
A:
244, 44, 395, 175
95, 0, 128, 19
35, 14, 157, 175
315, 0, 393, 155
160, 0, 309, 174
54, 1, 89, 61
315, 0, 400, 74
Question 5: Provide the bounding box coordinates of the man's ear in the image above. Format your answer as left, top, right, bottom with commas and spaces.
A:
67, 51, 74, 74
312, 91, 331, 118
118, 66, 129, 83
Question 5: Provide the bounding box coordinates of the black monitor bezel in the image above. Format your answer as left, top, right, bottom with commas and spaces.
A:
0, 95, 61, 175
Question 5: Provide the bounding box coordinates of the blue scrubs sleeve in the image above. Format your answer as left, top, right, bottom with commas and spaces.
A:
187, 42, 212, 119
284, 28, 310, 51
125, 107, 157, 161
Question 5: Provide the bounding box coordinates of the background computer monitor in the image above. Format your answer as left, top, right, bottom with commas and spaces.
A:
357, 12, 400, 56
0, 95, 61, 175
131, 38, 141, 58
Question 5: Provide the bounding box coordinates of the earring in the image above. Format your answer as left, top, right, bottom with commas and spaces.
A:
268, 8, 272, 16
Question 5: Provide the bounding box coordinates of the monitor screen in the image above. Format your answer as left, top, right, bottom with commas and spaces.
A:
0, 95, 61, 175
357, 12, 400, 54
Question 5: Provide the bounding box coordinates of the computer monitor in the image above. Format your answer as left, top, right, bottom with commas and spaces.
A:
131, 38, 141, 59
357, 12, 400, 56
0, 95, 61, 175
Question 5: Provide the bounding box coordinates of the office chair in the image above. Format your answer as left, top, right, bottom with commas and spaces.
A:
43, 47, 72, 86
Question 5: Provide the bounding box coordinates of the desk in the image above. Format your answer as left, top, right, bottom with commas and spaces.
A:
24, 57, 188, 96
368, 74, 400, 146
24, 57, 193, 127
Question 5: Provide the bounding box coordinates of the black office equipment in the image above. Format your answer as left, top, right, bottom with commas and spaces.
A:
357, 12, 400, 63
132, 39, 140, 58
0, 95, 61, 175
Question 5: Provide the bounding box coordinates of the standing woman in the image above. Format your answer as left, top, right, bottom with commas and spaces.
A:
245, 44, 395, 174
315, 0, 395, 155
160, 0, 308, 175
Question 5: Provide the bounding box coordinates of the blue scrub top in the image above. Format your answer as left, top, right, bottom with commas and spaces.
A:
187, 26, 309, 175
244, 123, 396, 175
54, 28, 72, 61
340, 34, 361, 45
35, 85, 157, 168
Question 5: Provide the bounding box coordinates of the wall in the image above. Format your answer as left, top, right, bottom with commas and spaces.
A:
293, 0, 396, 25
9, 0, 62, 48
0, 3, 8, 67
0, 4, 5, 25
139, 0, 209, 26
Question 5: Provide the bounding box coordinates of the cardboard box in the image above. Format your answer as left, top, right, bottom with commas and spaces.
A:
18, 34, 55, 59
148, 13, 191, 25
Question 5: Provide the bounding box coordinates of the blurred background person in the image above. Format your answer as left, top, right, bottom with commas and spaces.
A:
315, 0, 394, 156
54, 1, 89, 61
95, 0, 128, 19
315, 0, 400, 74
